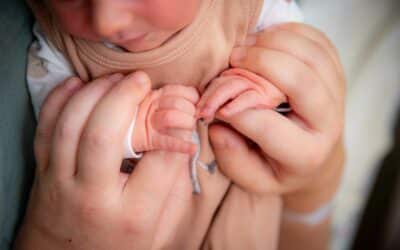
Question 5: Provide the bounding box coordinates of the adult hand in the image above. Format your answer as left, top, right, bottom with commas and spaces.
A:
14, 72, 222, 250
206, 23, 346, 246
210, 23, 345, 212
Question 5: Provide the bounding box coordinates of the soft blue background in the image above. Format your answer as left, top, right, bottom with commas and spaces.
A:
0, 1, 35, 249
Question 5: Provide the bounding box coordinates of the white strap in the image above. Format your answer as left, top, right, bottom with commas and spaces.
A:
124, 109, 143, 159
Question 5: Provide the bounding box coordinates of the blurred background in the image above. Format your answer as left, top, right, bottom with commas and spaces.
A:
301, 0, 400, 249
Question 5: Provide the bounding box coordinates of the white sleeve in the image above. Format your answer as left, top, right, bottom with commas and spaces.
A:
27, 23, 75, 119
254, 0, 304, 32
27, 23, 142, 159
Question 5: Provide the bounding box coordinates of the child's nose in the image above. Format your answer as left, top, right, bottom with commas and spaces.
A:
92, 1, 132, 39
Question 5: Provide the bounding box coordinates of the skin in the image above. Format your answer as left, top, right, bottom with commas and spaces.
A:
44, 0, 289, 155
208, 23, 346, 250
14, 72, 212, 250
15, 23, 345, 249
14, 71, 280, 250
132, 84, 199, 154
43, 0, 204, 154
197, 68, 288, 122
19, 1, 345, 248
46, 0, 200, 52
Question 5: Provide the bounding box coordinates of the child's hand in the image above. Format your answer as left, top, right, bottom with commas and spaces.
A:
197, 68, 287, 122
132, 85, 199, 155
209, 23, 345, 211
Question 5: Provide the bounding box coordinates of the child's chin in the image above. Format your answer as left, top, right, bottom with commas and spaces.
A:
119, 32, 178, 53
119, 39, 164, 53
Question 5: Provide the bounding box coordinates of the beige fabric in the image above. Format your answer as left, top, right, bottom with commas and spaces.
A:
27, 0, 263, 170
27, 0, 263, 91
26, 2, 287, 249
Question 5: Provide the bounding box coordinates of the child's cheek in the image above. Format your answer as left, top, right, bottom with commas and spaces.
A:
145, 0, 200, 30
53, 8, 101, 42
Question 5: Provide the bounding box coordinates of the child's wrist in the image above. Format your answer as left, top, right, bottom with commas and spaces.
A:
283, 140, 345, 213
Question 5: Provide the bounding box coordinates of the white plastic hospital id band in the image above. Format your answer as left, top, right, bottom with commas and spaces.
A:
124, 109, 143, 159
283, 200, 334, 226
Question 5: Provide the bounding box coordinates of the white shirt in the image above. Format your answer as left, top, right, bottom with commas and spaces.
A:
26, 0, 303, 158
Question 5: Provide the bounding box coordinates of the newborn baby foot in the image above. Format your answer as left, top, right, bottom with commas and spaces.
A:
132, 85, 200, 154
197, 68, 288, 122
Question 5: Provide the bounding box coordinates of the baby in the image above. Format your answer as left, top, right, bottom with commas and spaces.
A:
26, 0, 303, 192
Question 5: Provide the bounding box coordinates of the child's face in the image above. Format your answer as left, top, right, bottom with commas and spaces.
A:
47, 0, 200, 52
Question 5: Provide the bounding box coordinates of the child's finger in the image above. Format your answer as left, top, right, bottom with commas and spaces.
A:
223, 68, 288, 104
219, 90, 264, 116
197, 75, 235, 108
158, 96, 196, 116
152, 109, 197, 132
198, 78, 254, 119
220, 68, 288, 115
161, 85, 200, 103
152, 134, 197, 155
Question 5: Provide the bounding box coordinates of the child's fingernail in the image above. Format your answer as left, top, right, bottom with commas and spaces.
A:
196, 113, 204, 120
220, 106, 230, 114
231, 48, 247, 64
199, 116, 211, 124
201, 118, 212, 126
220, 108, 231, 117
244, 35, 257, 46
65, 77, 82, 90
195, 107, 203, 117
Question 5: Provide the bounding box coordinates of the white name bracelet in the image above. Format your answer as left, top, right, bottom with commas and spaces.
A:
124, 109, 143, 159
